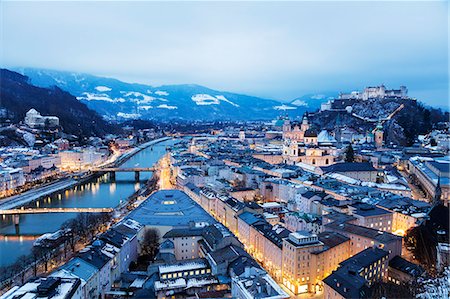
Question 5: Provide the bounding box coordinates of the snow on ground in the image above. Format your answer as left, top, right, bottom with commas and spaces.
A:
191, 94, 238, 106
95, 86, 112, 92
77, 93, 125, 103
416, 267, 450, 298
311, 94, 326, 100
54, 78, 66, 85
291, 99, 308, 106
157, 104, 177, 109
191, 94, 220, 105
117, 112, 141, 119
123, 92, 155, 104
155, 90, 169, 96
273, 104, 297, 110
215, 95, 239, 107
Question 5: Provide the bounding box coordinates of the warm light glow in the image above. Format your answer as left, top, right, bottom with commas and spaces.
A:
109, 182, 116, 194
393, 229, 405, 236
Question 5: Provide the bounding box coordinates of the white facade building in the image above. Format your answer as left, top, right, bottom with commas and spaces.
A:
0, 167, 25, 197
24, 109, 59, 128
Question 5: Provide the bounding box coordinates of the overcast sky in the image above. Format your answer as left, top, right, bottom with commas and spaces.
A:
1, 1, 448, 106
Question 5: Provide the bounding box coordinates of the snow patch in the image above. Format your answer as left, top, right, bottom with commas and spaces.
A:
117, 112, 141, 119
78, 93, 126, 103
273, 105, 297, 111
192, 94, 220, 105
95, 86, 112, 92
54, 78, 66, 85
291, 99, 308, 106
155, 90, 169, 96
191, 94, 238, 106
311, 94, 326, 100
157, 104, 177, 109
216, 95, 239, 107
123, 92, 155, 104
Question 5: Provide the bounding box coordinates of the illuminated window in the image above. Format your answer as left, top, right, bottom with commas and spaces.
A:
162, 200, 176, 205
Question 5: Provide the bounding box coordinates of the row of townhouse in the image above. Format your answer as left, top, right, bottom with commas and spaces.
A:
154, 209, 289, 298
48, 219, 143, 299
0, 167, 25, 197
178, 146, 415, 296
290, 186, 429, 237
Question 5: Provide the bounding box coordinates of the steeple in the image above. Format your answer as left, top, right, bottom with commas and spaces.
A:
374, 121, 384, 149
301, 113, 310, 132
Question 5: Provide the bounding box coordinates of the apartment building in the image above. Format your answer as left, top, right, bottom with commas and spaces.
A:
323, 247, 389, 299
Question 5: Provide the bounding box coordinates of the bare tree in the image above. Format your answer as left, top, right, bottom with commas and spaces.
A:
41, 247, 53, 272
13, 255, 29, 284
31, 247, 44, 276
141, 229, 160, 261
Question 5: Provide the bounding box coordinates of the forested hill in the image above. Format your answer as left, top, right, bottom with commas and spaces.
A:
0, 69, 117, 137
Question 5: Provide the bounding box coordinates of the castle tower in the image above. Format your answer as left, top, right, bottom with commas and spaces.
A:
374, 122, 384, 149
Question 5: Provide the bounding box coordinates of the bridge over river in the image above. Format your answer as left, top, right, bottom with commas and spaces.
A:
0, 207, 113, 215
90, 167, 156, 181
0, 138, 175, 269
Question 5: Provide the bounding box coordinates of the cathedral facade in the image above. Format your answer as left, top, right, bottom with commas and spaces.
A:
282, 115, 338, 167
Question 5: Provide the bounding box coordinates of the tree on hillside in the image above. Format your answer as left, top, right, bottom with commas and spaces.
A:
344, 144, 355, 162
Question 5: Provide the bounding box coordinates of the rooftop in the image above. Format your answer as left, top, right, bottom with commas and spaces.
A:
340, 247, 389, 270
326, 221, 401, 244
0, 277, 81, 299
351, 202, 392, 217
323, 268, 369, 299
321, 162, 377, 173
389, 255, 425, 278
52, 257, 98, 283
163, 227, 205, 238
159, 259, 208, 275
317, 231, 350, 250
127, 190, 215, 227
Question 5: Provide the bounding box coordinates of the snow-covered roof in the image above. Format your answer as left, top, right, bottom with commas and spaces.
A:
159, 260, 207, 274
318, 130, 337, 144
154, 278, 186, 291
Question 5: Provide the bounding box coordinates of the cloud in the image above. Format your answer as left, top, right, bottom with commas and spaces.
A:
1, 1, 448, 105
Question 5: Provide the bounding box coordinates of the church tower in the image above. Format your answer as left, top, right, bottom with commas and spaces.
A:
374, 122, 384, 149
282, 116, 291, 134
301, 114, 310, 132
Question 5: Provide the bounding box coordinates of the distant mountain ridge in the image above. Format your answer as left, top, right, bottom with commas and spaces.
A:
14, 68, 325, 121
0, 69, 116, 137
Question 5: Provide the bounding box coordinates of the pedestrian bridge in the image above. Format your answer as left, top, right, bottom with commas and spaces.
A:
0, 207, 113, 215
90, 167, 156, 181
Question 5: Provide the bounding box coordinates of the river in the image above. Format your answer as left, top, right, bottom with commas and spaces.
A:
0, 139, 175, 267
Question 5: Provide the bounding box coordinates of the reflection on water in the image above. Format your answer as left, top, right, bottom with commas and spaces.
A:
0, 139, 175, 267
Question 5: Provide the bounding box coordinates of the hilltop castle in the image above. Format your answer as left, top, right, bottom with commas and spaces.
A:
338, 84, 408, 101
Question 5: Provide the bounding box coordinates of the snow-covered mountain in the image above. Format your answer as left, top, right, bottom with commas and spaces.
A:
289, 93, 336, 111
14, 68, 314, 121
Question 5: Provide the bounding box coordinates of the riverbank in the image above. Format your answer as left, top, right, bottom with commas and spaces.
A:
0, 140, 173, 292
0, 137, 171, 211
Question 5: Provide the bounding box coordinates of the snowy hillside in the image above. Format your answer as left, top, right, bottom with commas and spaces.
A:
14, 68, 316, 121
